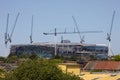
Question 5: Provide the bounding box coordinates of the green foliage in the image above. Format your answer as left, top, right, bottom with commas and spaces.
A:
113, 55, 120, 61
54, 55, 61, 59
0, 68, 6, 79
4, 59, 83, 80
48, 59, 63, 64
0, 56, 6, 62
29, 52, 39, 60
0, 56, 7, 63
6, 56, 19, 63
69, 55, 78, 61
19, 53, 30, 58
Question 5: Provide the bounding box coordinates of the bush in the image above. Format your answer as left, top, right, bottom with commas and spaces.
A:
113, 55, 120, 61
0, 56, 6, 62
6, 56, 19, 63
0, 68, 6, 79
4, 59, 83, 80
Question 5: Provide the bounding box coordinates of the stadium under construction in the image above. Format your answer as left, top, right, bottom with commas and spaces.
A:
9, 40, 108, 60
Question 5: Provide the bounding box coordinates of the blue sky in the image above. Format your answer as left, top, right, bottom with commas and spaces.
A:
0, 0, 120, 57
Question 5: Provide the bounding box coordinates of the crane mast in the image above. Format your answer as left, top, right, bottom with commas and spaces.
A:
4, 13, 20, 47
107, 11, 116, 56
72, 16, 82, 43
30, 15, 34, 44
5, 13, 9, 47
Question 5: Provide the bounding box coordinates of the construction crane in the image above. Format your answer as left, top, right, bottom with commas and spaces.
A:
4, 13, 20, 47
107, 11, 115, 56
5, 13, 9, 46
44, 16, 102, 44
30, 15, 34, 44
43, 29, 103, 36
43, 28, 103, 56
72, 16, 83, 43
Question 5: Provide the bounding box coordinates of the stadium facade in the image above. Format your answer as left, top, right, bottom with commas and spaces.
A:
10, 42, 108, 59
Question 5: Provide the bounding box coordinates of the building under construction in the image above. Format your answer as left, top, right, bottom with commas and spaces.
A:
9, 41, 108, 59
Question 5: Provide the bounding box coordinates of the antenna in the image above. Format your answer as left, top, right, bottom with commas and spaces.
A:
30, 15, 33, 44
107, 11, 115, 56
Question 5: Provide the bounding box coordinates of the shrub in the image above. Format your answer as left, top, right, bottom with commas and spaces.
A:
4, 59, 83, 80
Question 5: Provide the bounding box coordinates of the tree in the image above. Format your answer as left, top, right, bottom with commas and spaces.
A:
0, 56, 6, 62
19, 53, 30, 59
4, 59, 83, 80
113, 55, 120, 61
29, 52, 39, 60
0, 68, 6, 79
6, 56, 19, 63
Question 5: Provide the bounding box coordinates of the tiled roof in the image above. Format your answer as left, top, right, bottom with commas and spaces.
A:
95, 61, 120, 70
84, 61, 120, 70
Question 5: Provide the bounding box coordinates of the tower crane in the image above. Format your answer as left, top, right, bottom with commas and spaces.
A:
72, 16, 83, 43
4, 13, 20, 47
5, 13, 9, 46
44, 16, 102, 44
107, 11, 115, 56
30, 15, 34, 44
43, 28, 103, 56
43, 29, 103, 36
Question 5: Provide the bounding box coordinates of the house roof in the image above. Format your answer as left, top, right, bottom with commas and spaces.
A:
59, 63, 80, 66
95, 61, 120, 70
84, 61, 120, 70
